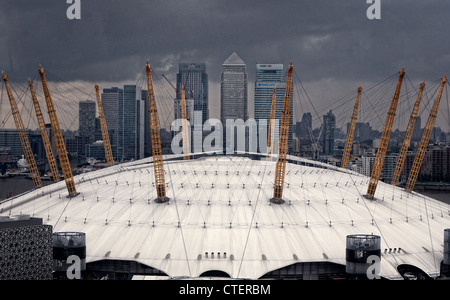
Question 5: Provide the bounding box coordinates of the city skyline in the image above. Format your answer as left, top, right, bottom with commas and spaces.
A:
1, 59, 449, 136
1, 1, 449, 133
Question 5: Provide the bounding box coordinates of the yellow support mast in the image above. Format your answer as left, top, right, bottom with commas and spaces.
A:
341, 86, 362, 169
146, 61, 168, 203
95, 85, 114, 166
181, 85, 190, 160
391, 82, 425, 186
28, 79, 60, 182
2, 73, 42, 188
266, 87, 277, 161
271, 62, 294, 204
39, 66, 78, 197
405, 77, 447, 192
366, 69, 405, 200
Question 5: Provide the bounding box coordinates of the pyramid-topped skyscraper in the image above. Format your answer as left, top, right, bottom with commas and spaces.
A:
220, 52, 248, 153
223, 51, 246, 65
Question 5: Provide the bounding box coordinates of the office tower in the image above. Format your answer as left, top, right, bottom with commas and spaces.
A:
322, 110, 336, 155
176, 63, 209, 122
94, 117, 102, 141
0, 129, 43, 160
430, 127, 442, 143
142, 90, 151, 157
101, 86, 144, 161
123, 85, 144, 160
300, 112, 312, 139
102, 87, 123, 160
412, 116, 422, 141
0, 215, 53, 280
351, 122, 377, 143
382, 154, 398, 183
78, 100, 96, 143
174, 63, 208, 154
0, 129, 24, 159
221, 52, 248, 153
254, 64, 294, 153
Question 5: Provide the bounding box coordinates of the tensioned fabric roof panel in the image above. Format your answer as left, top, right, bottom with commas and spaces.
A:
1, 154, 449, 279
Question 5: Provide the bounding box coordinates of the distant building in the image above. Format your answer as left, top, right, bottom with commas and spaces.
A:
221, 52, 248, 153
94, 117, 102, 141
351, 122, 378, 144
101, 87, 123, 160
0, 215, 53, 280
419, 146, 450, 182
142, 90, 152, 157
430, 127, 443, 143
254, 63, 293, 153
299, 112, 312, 139
0, 129, 43, 161
322, 110, 336, 155
85, 141, 106, 161
101, 86, 144, 161
65, 136, 90, 157
176, 63, 209, 122
78, 100, 96, 143
381, 154, 398, 183
361, 156, 375, 177
412, 116, 422, 142
0, 129, 24, 159
123, 85, 145, 160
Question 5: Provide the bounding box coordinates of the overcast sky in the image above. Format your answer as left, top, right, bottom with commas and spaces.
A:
1, 0, 449, 131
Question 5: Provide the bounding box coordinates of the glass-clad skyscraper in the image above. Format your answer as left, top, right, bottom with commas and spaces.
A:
174, 63, 208, 154
123, 85, 144, 160
176, 63, 209, 122
101, 85, 144, 161
220, 52, 248, 153
102, 87, 123, 160
254, 64, 293, 153
322, 110, 336, 155
78, 100, 96, 143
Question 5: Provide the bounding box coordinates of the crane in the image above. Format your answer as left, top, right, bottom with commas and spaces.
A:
391, 82, 425, 186
39, 66, 78, 198
271, 62, 294, 204
95, 84, 114, 166
266, 88, 277, 161
405, 77, 447, 192
180, 85, 190, 160
28, 78, 60, 182
341, 86, 362, 169
146, 61, 169, 203
366, 69, 405, 200
2, 73, 42, 188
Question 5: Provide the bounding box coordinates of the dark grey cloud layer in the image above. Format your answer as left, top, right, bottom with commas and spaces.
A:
1, 0, 449, 83
1, 0, 449, 129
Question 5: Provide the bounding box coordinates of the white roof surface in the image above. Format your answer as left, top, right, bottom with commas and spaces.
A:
1, 154, 449, 279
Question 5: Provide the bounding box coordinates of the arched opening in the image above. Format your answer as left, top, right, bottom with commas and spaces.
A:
397, 264, 433, 280
199, 270, 231, 278
82, 259, 168, 280
260, 262, 347, 280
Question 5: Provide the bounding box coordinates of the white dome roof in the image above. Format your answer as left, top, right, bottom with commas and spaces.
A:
1, 153, 449, 279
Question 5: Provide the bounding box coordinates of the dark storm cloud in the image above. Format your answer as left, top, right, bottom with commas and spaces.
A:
1, 0, 449, 84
